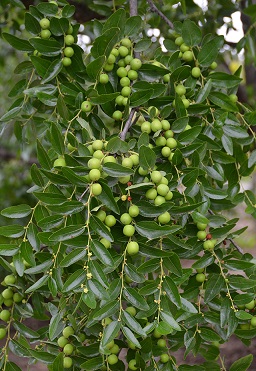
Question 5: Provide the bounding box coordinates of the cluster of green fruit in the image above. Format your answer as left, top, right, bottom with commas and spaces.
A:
0, 274, 23, 340
57, 326, 76, 368
196, 222, 217, 250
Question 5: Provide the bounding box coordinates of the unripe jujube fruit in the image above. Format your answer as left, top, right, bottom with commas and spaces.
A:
40, 18, 50, 29
107, 354, 118, 365
63, 357, 73, 368
62, 326, 74, 338
126, 241, 139, 255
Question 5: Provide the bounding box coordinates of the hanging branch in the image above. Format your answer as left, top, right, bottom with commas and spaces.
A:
130, 0, 138, 17
119, 108, 138, 141
147, 0, 174, 29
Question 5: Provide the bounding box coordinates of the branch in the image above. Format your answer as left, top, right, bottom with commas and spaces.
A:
147, 0, 173, 29
119, 108, 138, 141
130, 0, 138, 17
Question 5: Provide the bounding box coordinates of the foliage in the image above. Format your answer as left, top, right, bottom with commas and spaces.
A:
0, 1, 256, 371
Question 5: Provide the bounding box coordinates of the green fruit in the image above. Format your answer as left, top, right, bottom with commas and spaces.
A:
155, 137, 166, 147
63, 357, 73, 368
151, 119, 162, 132
153, 328, 162, 338
93, 150, 104, 159
203, 240, 215, 250
96, 210, 106, 222
121, 38, 132, 48
196, 273, 206, 283
129, 205, 140, 217
3, 299, 13, 307
148, 106, 159, 117
81, 100, 92, 112
158, 211, 171, 224
92, 140, 104, 151
121, 86, 131, 97
151, 171, 162, 184
197, 231, 207, 241
40, 18, 50, 29
180, 43, 190, 52
118, 59, 126, 67
157, 338, 167, 347
103, 63, 114, 71
165, 191, 173, 200
160, 353, 169, 363
107, 54, 116, 64
111, 48, 119, 57
163, 74, 170, 83
250, 316, 256, 327
230, 94, 238, 103
54, 157, 66, 167
141, 121, 151, 134
122, 157, 134, 168
192, 67, 201, 78
161, 146, 172, 158
102, 317, 112, 326
130, 58, 142, 70
128, 359, 137, 370
88, 158, 101, 169
113, 110, 123, 120
103, 156, 116, 164
197, 222, 207, 230
161, 120, 170, 130
119, 46, 129, 57
62, 57, 72, 66
138, 167, 148, 176
120, 77, 130, 87
210, 61, 217, 70
2, 288, 13, 299
65, 35, 75, 45
41, 29, 51, 39
79, 333, 86, 342
119, 175, 131, 184
105, 215, 116, 227
4, 275, 16, 285
154, 195, 166, 206
166, 138, 177, 149
13, 293, 23, 303
157, 184, 169, 197
182, 51, 194, 61
89, 169, 101, 181
120, 213, 132, 225
164, 130, 174, 139
0, 310, 11, 322
182, 98, 190, 108
63, 344, 74, 355
126, 306, 136, 316
67, 24, 73, 35
0, 328, 7, 340
115, 95, 124, 106
126, 241, 139, 255
175, 36, 184, 46
146, 188, 157, 200
127, 340, 136, 349
64, 47, 74, 57
128, 70, 138, 80
196, 268, 204, 273
63, 326, 74, 338
91, 183, 102, 196
123, 224, 135, 237
123, 97, 128, 106
245, 300, 255, 310
99, 73, 109, 84
100, 238, 111, 249
130, 154, 139, 166
117, 67, 127, 78
125, 55, 133, 65
58, 336, 69, 348
107, 354, 118, 365
109, 344, 120, 354
175, 84, 186, 96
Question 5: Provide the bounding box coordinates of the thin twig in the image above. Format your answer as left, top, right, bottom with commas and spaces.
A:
147, 0, 174, 29
119, 108, 138, 141
208, 209, 244, 254
129, 0, 138, 17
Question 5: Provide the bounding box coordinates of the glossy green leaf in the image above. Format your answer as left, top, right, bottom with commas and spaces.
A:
162, 276, 181, 308
90, 216, 113, 242
123, 287, 150, 311
42, 59, 63, 84
101, 320, 122, 347
90, 240, 114, 267
198, 36, 224, 67
3, 33, 34, 52
59, 248, 87, 268
139, 145, 156, 170
49, 225, 85, 242
80, 357, 104, 371
135, 221, 181, 239
204, 274, 225, 303
182, 19, 201, 46
24, 13, 40, 35
102, 162, 134, 177
130, 89, 153, 107
25, 275, 49, 293
124, 16, 143, 37
122, 326, 141, 349
122, 310, 146, 337
87, 56, 106, 80
160, 311, 181, 331
49, 17, 69, 36
196, 79, 212, 103
0, 244, 19, 256
91, 27, 120, 59
97, 181, 120, 214
62, 269, 86, 293
1, 204, 31, 218
29, 38, 62, 56
0, 225, 24, 238
229, 355, 253, 371
93, 300, 119, 321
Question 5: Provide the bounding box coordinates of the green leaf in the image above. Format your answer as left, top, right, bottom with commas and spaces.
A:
101, 320, 122, 347
160, 311, 181, 331
235, 310, 253, 321
130, 89, 153, 107
122, 310, 146, 337
30, 164, 45, 187
209, 92, 238, 112
82, 290, 97, 309
25, 260, 52, 275
125, 16, 143, 37
49, 225, 85, 242
248, 149, 256, 168
229, 355, 253, 371
223, 125, 248, 139
90, 240, 114, 267
192, 211, 209, 224
62, 4, 76, 18
59, 248, 87, 268
29, 38, 62, 56
37, 140, 52, 170
178, 126, 201, 145
62, 269, 86, 293
0, 106, 22, 122
204, 274, 225, 303
182, 19, 201, 46
37, 2, 58, 15
228, 276, 256, 291
57, 95, 69, 120
50, 123, 65, 155
102, 8, 126, 33
24, 13, 40, 35
1, 204, 31, 218
196, 79, 212, 103
3, 33, 34, 52
198, 36, 224, 67
93, 300, 119, 321
200, 327, 221, 342
91, 27, 121, 59
134, 39, 152, 52
102, 162, 134, 177
50, 17, 69, 36
139, 145, 156, 170
122, 326, 141, 349
135, 221, 181, 239
97, 181, 120, 214
81, 357, 104, 371
162, 276, 181, 308
42, 59, 63, 84
28, 350, 55, 364
88, 279, 109, 300
25, 275, 49, 293
0, 225, 24, 238
49, 312, 64, 341
87, 56, 106, 80
0, 244, 19, 256
90, 216, 113, 242
106, 136, 129, 153
5, 362, 22, 371
123, 287, 150, 311
208, 72, 242, 88
124, 264, 145, 283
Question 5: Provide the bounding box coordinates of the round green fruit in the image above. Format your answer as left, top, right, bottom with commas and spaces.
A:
13, 293, 23, 303
92, 139, 104, 151
4, 275, 16, 285
153, 328, 162, 338
57, 336, 69, 348
161, 120, 171, 130
99, 73, 109, 84
154, 196, 166, 206
0, 310, 11, 322
121, 38, 132, 48
157, 338, 167, 347
151, 171, 162, 184
96, 210, 106, 222
103, 156, 116, 164
63, 357, 73, 368
81, 100, 92, 112
62, 57, 72, 67
64, 47, 74, 57
126, 241, 139, 255
88, 157, 101, 169
230, 94, 238, 103
128, 205, 140, 217
164, 129, 174, 138
120, 77, 130, 87
128, 70, 138, 80
203, 240, 215, 250
118, 59, 126, 67
119, 175, 131, 183
155, 136, 167, 146
192, 67, 201, 78
93, 150, 104, 159
141, 121, 151, 134
105, 215, 116, 227
128, 359, 137, 370
197, 222, 208, 231
157, 184, 169, 197
196, 273, 206, 283
163, 74, 170, 83
111, 48, 119, 57
245, 300, 255, 310
107, 354, 118, 365
180, 43, 190, 52
89, 169, 101, 181
130, 58, 142, 70
107, 54, 116, 64
67, 24, 73, 35
3, 299, 13, 307
175, 36, 184, 46
103, 63, 114, 71
40, 18, 50, 29
126, 306, 136, 316
148, 106, 159, 117
146, 188, 157, 200
119, 46, 129, 57
197, 231, 207, 241
161, 146, 172, 158
91, 183, 102, 196
121, 86, 131, 97
160, 353, 169, 363
63, 326, 74, 338
182, 51, 194, 61
41, 29, 51, 39
250, 316, 256, 327
210, 61, 217, 70
100, 238, 111, 249
63, 344, 74, 355
165, 191, 173, 200
138, 167, 148, 176
158, 211, 171, 224
123, 224, 135, 237
175, 84, 186, 96
109, 344, 119, 354
0, 328, 7, 340
124, 55, 133, 65
166, 138, 177, 149
65, 35, 74, 46
151, 119, 162, 132
102, 317, 112, 326
182, 98, 190, 108
117, 67, 127, 78
120, 213, 132, 225
2, 288, 13, 300
130, 154, 139, 166
122, 157, 134, 168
